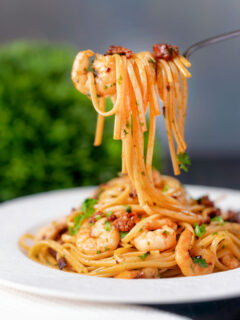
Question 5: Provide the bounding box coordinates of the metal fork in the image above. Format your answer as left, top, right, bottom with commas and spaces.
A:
183, 29, 240, 59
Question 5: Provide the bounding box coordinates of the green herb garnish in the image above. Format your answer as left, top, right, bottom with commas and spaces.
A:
106, 210, 112, 217
192, 257, 209, 268
163, 230, 170, 236
126, 206, 132, 213
123, 129, 128, 135
162, 184, 168, 193
136, 100, 139, 106
105, 221, 111, 231
96, 250, 101, 254
68, 198, 98, 235
194, 223, 206, 238
211, 216, 225, 226
212, 232, 218, 236
138, 252, 149, 260
117, 75, 123, 85
120, 231, 128, 239
177, 152, 191, 172
126, 121, 130, 129
148, 58, 156, 66
104, 85, 108, 89
87, 56, 95, 72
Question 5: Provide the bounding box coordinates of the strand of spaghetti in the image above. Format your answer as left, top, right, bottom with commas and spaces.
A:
158, 62, 179, 174
169, 61, 183, 131
169, 61, 187, 152
134, 57, 148, 109
146, 99, 156, 180
173, 57, 191, 78
94, 97, 105, 146
180, 72, 188, 136
137, 52, 160, 115
19, 234, 34, 251
127, 60, 146, 131
89, 259, 177, 277
160, 60, 186, 152
98, 185, 130, 210
150, 207, 202, 223
179, 55, 192, 68
114, 55, 126, 139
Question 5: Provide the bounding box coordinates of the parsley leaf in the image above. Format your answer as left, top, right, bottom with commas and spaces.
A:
106, 210, 112, 217
194, 223, 206, 238
192, 257, 209, 268
177, 152, 191, 172
117, 75, 123, 85
163, 230, 170, 236
162, 184, 168, 193
211, 216, 225, 226
68, 198, 98, 235
138, 252, 149, 260
105, 221, 111, 231
126, 206, 132, 213
120, 231, 128, 239
87, 56, 95, 72
148, 58, 156, 66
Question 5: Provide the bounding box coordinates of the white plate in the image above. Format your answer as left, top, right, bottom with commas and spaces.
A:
0, 185, 240, 304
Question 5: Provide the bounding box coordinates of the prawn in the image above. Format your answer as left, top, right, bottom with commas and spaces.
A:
131, 218, 177, 252
76, 218, 120, 255
175, 229, 215, 276
72, 50, 116, 97
220, 254, 240, 269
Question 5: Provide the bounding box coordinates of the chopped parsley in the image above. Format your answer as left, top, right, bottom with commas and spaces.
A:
138, 252, 149, 260
105, 247, 110, 251
211, 216, 225, 226
194, 223, 206, 238
120, 231, 128, 239
110, 83, 116, 88
126, 121, 130, 129
105, 221, 111, 231
96, 250, 101, 254
106, 210, 112, 217
138, 228, 143, 232
177, 152, 191, 172
87, 55, 95, 72
136, 100, 139, 106
148, 58, 156, 66
162, 184, 168, 193
212, 232, 218, 236
126, 206, 132, 213
163, 230, 170, 236
68, 198, 98, 235
192, 256, 209, 268
117, 75, 123, 85
104, 85, 108, 89
123, 129, 128, 135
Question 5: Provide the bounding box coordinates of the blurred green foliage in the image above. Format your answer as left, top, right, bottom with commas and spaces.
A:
0, 41, 163, 202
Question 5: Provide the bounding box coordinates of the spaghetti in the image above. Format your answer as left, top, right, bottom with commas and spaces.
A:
20, 44, 240, 278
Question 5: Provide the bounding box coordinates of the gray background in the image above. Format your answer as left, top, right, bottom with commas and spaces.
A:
0, 0, 239, 186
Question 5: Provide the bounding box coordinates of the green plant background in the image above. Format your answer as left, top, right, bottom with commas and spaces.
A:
0, 41, 163, 202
